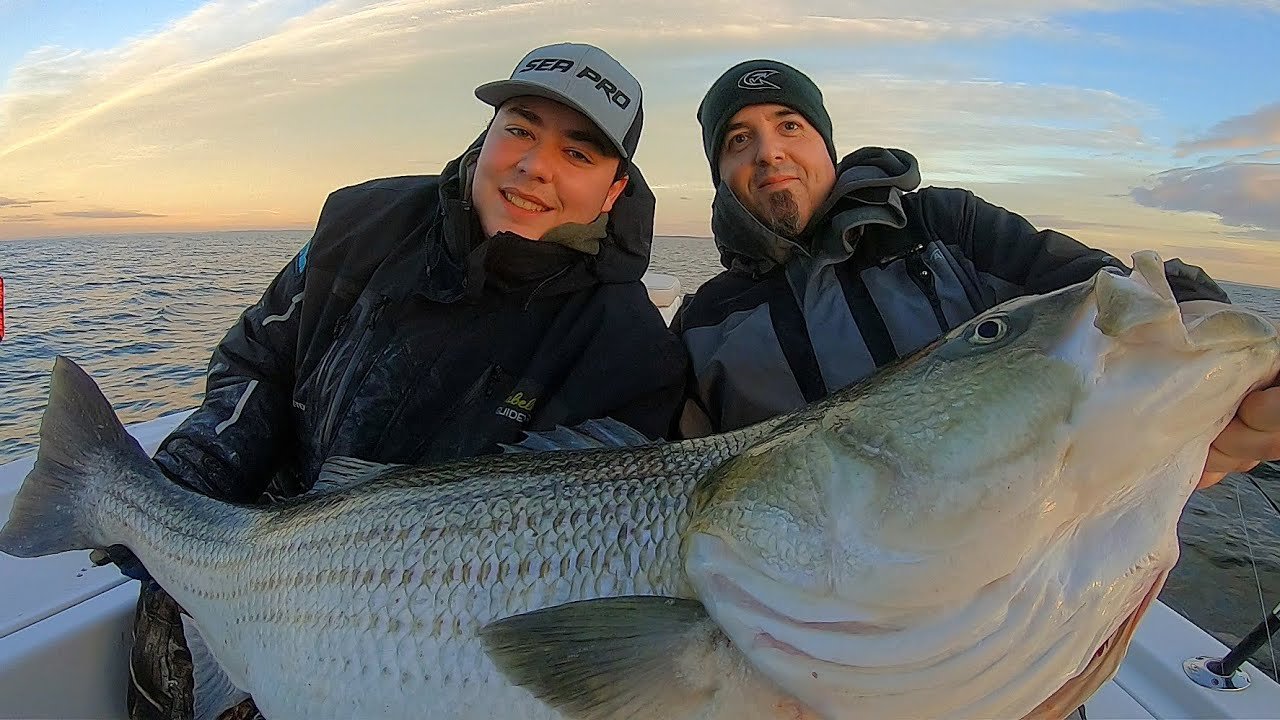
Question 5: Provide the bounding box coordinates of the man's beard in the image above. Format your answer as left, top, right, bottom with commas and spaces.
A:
760, 189, 802, 238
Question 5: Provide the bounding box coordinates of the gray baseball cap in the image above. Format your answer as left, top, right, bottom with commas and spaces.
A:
475, 43, 644, 159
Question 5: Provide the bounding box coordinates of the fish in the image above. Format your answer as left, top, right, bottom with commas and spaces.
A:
2, 250, 1278, 720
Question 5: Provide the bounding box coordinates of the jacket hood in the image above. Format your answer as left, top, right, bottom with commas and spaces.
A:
710, 146, 921, 276
421, 134, 657, 303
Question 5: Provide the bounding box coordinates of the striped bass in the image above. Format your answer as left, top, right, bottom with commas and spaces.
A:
3, 251, 1278, 719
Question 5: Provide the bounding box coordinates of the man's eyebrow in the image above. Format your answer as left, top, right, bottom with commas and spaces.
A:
505, 104, 543, 126
504, 104, 611, 156
726, 109, 801, 136
565, 128, 611, 156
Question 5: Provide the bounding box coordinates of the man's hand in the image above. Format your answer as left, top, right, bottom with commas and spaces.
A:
1199, 384, 1280, 489
89, 543, 153, 582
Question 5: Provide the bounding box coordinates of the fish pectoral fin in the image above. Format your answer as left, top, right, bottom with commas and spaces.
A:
312, 456, 401, 495
180, 615, 250, 720
500, 417, 658, 454
478, 596, 725, 720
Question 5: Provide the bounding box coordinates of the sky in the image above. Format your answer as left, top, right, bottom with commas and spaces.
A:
1, 0, 1278, 284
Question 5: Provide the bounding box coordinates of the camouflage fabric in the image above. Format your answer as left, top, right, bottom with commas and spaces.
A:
126, 580, 262, 720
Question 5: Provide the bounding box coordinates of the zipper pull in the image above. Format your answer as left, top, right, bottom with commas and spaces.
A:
332, 314, 350, 338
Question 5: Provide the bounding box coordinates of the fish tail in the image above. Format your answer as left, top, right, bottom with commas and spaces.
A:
0, 356, 157, 557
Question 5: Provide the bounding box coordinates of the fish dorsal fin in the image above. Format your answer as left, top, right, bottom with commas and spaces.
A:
478, 596, 724, 719
311, 456, 398, 495
181, 615, 250, 720
499, 418, 657, 454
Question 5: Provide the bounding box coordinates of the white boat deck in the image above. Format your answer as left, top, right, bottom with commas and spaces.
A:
1, 412, 190, 719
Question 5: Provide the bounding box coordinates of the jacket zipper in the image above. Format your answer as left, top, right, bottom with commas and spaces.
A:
400, 362, 505, 461
319, 296, 391, 448
905, 246, 949, 331
304, 312, 350, 413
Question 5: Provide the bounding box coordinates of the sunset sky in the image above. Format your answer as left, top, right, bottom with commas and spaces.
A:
1, 1, 1278, 283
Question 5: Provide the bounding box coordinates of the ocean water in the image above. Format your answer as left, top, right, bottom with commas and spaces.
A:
0, 231, 1277, 680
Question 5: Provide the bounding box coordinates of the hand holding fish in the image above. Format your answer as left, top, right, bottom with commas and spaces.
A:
1200, 383, 1280, 488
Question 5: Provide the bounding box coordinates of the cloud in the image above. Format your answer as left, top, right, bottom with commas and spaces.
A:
0, 1, 1158, 216
1023, 214, 1153, 232
1, 0, 1276, 245
0, 196, 53, 208
808, 74, 1164, 187
0, 1, 597, 159
216, 209, 283, 218
595, 12, 1061, 44
55, 210, 166, 218
1131, 162, 1280, 232
1175, 102, 1280, 156
649, 182, 712, 191
2, 0, 1266, 161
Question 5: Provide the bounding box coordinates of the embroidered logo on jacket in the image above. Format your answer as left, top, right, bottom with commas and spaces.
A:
296, 241, 310, 273
496, 390, 538, 424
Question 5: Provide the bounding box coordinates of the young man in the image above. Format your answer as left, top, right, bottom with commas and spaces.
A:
118, 42, 687, 720
674, 58, 1280, 489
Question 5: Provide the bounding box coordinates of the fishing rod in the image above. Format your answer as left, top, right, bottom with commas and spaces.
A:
1185, 600, 1280, 691
1184, 477, 1280, 691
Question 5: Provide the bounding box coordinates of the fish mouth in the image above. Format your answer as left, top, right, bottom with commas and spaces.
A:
1091, 253, 1184, 345
686, 533, 901, 669
706, 570, 900, 658
690, 531, 1170, 720
1020, 573, 1167, 720
1093, 251, 1277, 351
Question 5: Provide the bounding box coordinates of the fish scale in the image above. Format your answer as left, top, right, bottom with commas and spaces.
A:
98, 441, 744, 719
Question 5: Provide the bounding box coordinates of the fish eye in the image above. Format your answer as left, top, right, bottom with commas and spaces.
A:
971, 317, 1009, 344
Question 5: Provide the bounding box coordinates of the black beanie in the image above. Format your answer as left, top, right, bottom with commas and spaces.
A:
697, 59, 837, 184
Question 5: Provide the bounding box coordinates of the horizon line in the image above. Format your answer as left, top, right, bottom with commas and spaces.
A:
0, 228, 719, 243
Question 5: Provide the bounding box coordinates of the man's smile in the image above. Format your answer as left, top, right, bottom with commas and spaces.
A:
756, 175, 799, 191
502, 188, 552, 213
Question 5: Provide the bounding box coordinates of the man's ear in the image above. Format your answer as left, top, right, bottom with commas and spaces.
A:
600, 174, 629, 214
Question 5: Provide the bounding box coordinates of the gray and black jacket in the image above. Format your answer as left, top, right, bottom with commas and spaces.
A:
672, 147, 1229, 433
152, 141, 687, 504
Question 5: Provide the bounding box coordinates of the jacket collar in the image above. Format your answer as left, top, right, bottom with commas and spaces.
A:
420, 136, 657, 303
710, 146, 922, 276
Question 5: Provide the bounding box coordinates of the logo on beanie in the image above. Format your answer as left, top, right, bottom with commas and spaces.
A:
738, 69, 780, 90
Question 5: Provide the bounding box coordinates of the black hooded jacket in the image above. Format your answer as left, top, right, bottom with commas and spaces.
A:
673, 147, 1229, 433
153, 143, 687, 502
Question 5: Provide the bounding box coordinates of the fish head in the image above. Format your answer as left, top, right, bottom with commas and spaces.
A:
684, 251, 1280, 719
